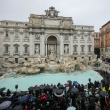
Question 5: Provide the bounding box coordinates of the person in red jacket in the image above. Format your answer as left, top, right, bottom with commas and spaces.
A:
40, 93, 47, 100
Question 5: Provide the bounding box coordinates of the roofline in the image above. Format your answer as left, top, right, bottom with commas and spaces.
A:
73, 24, 94, 27
0, 20, 28, 23
101, 20, 110, 28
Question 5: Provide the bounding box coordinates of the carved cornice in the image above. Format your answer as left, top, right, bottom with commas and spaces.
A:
3, 43, 10, 46
80, 44, 85, 47
73, 44, 78, 47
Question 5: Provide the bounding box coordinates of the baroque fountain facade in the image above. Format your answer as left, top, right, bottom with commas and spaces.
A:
0, 6, 104, 78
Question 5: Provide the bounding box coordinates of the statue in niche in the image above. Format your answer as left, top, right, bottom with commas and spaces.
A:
49, 45, 55, 55
64, 45, 68, 54
35, 45, 39, 55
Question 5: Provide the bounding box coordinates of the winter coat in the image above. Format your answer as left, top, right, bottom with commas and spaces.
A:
95, 101, 101, 110
40, 94, 47, 100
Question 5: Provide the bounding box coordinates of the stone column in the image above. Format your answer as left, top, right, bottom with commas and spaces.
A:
55, 44, 56, 55
48, 44, 49, 55
70, 34, 73, 55
46, 43, 47, 56
56, 44, 57, 55
60, 34, 63, 55
10, 33, 14, 56
29, 33, 33, 56
20, 32, 23, 56
0, 32, 3, 56
41, 33, 45, 56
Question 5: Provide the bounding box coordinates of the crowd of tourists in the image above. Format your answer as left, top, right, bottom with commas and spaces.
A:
0, 71, 110, 110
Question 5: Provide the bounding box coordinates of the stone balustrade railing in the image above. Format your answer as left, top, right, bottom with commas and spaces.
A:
3, 51, 10, 56
13, 51, 20, 55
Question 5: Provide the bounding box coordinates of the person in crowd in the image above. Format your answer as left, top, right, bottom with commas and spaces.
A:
81, 97, 86, 110
84, 97, 89, 110
89, 95, 95, 110
76, 95, 82, 110
95, 98, 101, 110
105, 96, 110, 110
11, 92, 18, 101
85, 90, 89, 98
7, 89, 11, 96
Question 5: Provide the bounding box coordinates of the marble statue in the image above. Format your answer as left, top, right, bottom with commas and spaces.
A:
35, 45, 39, 55
38, 56, 41, 63
55, 10, 59, 17
64, 45, 68, 54
41, 18, 44, 25
45, 10, 49, 17
49, 45, 55, 55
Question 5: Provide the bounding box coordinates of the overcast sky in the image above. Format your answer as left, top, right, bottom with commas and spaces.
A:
0, 0, 110, 32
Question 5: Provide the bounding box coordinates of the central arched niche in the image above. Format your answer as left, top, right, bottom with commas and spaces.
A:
47, 36, 57, 42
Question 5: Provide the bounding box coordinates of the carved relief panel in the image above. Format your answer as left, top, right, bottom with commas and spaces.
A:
34, 34, 40, 41
64, 34, 69, 41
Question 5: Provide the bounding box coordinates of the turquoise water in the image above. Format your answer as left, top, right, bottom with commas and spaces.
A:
9, 71, 16, 77
0, 70, 102, 92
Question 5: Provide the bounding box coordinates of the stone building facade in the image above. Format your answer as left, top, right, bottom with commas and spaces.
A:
94, 32, 100, 48
100, 21, 110, 58
0, 7, 94, 63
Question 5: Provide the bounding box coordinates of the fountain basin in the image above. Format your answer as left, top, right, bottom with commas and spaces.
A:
0, 70, 103, 92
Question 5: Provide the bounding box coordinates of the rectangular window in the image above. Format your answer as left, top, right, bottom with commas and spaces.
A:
102, 36, 103, 40
74, 47, 77, 52
96, 34, 97, 37
25, 24, 27, 26
106, 28, 107, 31
88, 47, 91, 52
15, 32, 18, 37
102, 49, 103, 51
6, 31, 8, 37
6, 22, 8, 25
101, 42, 103, 46
15, 46, 18, 53
81, 47, 84, 52
25, 58, 28, 60
16, 23, 18, 26
25, 46, 28, 53
106, 40, 107, 45
74, 57, 77, 60
5, 46, 8, 52
15, 58, 18, 63
106, 34, 107, 38
89, 57, 91, 61
74, 36, 76, 39
25, 32, 28, 38
81, 36, 84, 39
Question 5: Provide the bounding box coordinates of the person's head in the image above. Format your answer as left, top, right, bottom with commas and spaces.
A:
47, 91, 49, 94
14, 92, 16, 95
